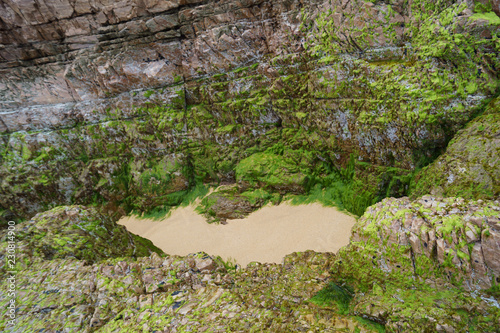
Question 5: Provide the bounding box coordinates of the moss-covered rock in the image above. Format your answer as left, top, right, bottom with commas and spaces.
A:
2, 0, 499, 222
0, 205, 163, 267
195, 185, 258, 223
0, 251, 382, 333
330, 196, 500, 331
235, 152, 307, 194
412, 98, 500, 200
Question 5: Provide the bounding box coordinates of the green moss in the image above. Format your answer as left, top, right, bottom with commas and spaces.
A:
474, 1, 493, 13
470, 11, 500, 24
235, 152, 305, 190
354, 316, 386, 333
309, 282, 354, 315
240, 188, 281, 206
21, 144, 31, 160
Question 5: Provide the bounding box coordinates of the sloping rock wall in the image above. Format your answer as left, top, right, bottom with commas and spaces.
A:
0, 205, 162, 265
333, 195, 500, 331
1, 0, 499, 219
413, 96, 500, 200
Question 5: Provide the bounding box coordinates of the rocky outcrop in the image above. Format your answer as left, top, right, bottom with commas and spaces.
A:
0, 250, 379, 332
196, 184, 259, 222
195, 183, 284, 222
1, 0, 499, 219
413, 97, 500, 200
333, 196, 500, 331
2, 196, 499, 332
0, 205, 162, 266
0, 0, 312, 111
339, 196, 500, 290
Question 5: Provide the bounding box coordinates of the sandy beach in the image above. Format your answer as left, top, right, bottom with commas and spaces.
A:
118, 203, 356, 267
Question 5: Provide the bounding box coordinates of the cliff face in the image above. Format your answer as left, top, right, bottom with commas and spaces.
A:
1, 2, 500, 332
0, 0, 308, 126
0, 0, 323, 218
0, 0, 499, 220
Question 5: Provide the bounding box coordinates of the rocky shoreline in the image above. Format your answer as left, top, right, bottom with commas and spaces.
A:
1, 0, 500, 331
1, 196, 499, 332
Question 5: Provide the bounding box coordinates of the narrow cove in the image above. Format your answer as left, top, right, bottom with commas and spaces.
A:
118, 203, 356, 267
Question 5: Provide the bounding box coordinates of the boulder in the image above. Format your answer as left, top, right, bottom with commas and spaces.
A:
0, 205, 163, 268
332, 196, 500, 331
413, 98, 500, 200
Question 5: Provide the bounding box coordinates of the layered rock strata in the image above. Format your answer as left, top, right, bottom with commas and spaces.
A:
334, 195, 500, 331
1, 0, 499, 219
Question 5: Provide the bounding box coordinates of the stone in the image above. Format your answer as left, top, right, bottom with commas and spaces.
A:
1, 0, 497, 222
0, 205, 163, 265
333, 196, 500, 331
195, 257, 216, 272
413, 101, 500, 201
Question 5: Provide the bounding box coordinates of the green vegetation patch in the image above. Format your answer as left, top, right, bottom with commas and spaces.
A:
309, 282, 354, 315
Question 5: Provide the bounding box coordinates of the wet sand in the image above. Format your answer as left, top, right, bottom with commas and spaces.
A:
118, 203, 356, 267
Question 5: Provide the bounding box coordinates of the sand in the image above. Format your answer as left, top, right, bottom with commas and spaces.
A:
118, 203, 356, 267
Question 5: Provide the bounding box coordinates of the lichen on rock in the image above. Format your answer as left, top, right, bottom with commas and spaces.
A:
0, 205, 163, 269
331, 195, 500, 331
413, 97, 500, 200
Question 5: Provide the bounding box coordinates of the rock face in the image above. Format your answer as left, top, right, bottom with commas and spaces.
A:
339, 196, 500, 290
0, 199, 498, 332
1, 0, 499, 219
0, 0, 313, 115
334, 196, 500, 331
1, 1, 500, 332
413, 97, 500, 200
0, 205, 162, 266
0, 250, 378, 332
196, 184, 259, 222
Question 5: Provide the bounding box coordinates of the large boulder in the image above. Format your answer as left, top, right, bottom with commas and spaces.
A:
196, 185, 257, 223
0, 205, 163, 268
413, 98, 500, 200
332, 196, 500, 331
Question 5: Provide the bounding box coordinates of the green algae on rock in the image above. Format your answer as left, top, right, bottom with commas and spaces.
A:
330, 196, 500, 331
0, 251, 380, 333
195, 184, 264, 223
413, 97, 500, 200
1, 0, 499, 221
0, 205, 163, 269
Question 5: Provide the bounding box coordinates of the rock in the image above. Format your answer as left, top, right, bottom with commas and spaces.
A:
413, 98, 500, 200
339, 196, 500, 290
235, 152, 307, 194
1, 0, 497, 221
333, 196, 500, 331
195, 257, 216, 272
196, 184, 261, 223
0, 250, 371, 332
0, 205, 163, 266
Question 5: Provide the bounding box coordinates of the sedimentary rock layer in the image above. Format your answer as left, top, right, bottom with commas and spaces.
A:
1, 0, 499, 220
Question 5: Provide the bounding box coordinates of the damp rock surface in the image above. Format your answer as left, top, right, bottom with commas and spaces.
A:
0, 205, 162, 267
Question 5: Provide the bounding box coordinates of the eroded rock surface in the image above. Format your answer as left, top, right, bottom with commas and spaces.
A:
413, 97, 500, 200
0, 205, 162, 265
0, 251, 375, 332
1, 0, 499, 219
334, 196, 500, 331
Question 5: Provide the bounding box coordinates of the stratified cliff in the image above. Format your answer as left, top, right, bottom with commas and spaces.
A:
1, 0, 498, 220
1, 1, 500, 332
